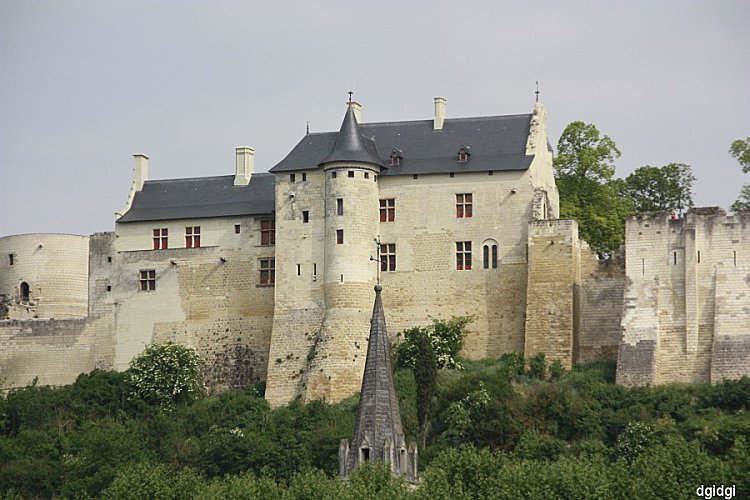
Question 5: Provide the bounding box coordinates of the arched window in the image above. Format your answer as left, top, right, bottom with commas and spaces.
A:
20, 282, 30, 302
482, 240, 499, 269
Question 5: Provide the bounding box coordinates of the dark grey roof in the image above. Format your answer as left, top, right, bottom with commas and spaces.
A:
319, 105, 385, 167
347, 284, 405, 471
271, 112, 534, 175
117, 173, 275, 223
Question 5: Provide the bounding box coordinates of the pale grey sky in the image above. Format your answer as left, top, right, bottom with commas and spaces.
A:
1, 0, 748, 237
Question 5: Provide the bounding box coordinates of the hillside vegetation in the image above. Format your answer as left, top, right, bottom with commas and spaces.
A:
1, 355, 748, 498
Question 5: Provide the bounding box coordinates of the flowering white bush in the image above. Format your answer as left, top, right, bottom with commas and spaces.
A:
397, 316, 472, 369
126, 343, 204, 409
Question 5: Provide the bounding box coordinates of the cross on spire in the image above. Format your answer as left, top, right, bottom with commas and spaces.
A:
348, 90, 353, 105
535, 81, 540, 103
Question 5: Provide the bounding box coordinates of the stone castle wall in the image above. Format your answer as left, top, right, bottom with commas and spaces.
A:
616, 210, 750, 386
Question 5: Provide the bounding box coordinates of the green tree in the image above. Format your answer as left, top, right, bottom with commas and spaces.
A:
413, 331, 437, 449
397, 316, 472, 369
126, 343, 204, 410
623, 163, 695, 214
554, 122, 630, 256
730, 137, 750, 212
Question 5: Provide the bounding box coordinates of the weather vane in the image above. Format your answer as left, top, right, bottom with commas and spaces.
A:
369, 235, 382, 285
535, 81, 540, 103
348, 90, 353, 104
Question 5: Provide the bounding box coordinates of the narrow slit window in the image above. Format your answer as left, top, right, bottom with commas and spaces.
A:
297, 264, 301, 276
673, 252, 677, 265
332, 171, 337, 179
20, 281, 30, 302
302, 172, 307, 181
302, 210, 310, 223
234, 224, 241, 234
336, 229, 344, 244
492, 245, 498, 268
8, 254, 14, 266
337, 198, 344, 216
290, 173, 296, 182
483, 245, 489, 269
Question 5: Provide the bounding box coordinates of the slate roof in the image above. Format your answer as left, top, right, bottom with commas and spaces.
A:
347, 284, 405, 471
117, 173, 275, 223
271, 112, 535, 175
319, 105, 385, 167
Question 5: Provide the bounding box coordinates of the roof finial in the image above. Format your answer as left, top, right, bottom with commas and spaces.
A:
535, 81, 540, 103
306, 121, 309, 135
348, 90, 353, 105
369, 235, 382, 286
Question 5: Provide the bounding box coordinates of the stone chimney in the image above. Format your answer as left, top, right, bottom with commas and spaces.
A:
234, 147, 254, 186
433, 96, 446, 130
133, 154, 149, 192
350, 101, 363, 123
116, 154, 149, 219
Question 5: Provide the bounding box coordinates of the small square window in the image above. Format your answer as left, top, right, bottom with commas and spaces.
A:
348, 171, 354, 178
290, 173, 296, 182
302, 210, 310, 223
185, 226, 201, 248
302, 172, 307, 181
336, 229, 344, 244
259, 259, 275, 285
106, 285, 112, 292
488, 171, 494, 176
449, 173, 454, 178
107, 256, 112, 263
413, 174, 418, 180
235, 224, 241, 234
139, 270, 156, 291
364, 172, 370, 179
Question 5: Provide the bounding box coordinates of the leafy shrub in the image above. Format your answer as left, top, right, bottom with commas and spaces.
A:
126, 343, 204, 410
397, 316, 472, 369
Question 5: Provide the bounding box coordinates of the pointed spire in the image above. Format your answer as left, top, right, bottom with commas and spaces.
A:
318, 101, 384, 167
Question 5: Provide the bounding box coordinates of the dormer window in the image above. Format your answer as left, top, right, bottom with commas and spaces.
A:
457, 145, 471, 163
390, 148, 403, 166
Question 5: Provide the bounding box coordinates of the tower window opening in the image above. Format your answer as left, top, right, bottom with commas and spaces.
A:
235, 224, 241, 234
337, 198, 344, 216
303, 210, 310, 223
8, 254, 14, 265
697, 250, 701, 263
361, 448, 370, 462
332, 171, 337, 179
260, 220, 276, 245
20, 281, 30, 302
673, 252, 677, 265
336, 229, 344, 244
297, 264, 301, 276
348, 171, 354, 178
302, 172, 307, 181
290, 173, 296, 182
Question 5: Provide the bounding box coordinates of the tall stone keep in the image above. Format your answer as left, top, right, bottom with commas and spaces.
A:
339, 283, 417, 482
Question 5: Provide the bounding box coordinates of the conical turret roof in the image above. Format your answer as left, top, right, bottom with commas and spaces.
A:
319, 104, 385, 167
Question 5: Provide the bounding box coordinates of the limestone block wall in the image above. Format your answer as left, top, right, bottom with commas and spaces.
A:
524, 220, 579, 368
113, 215, 275, 391
616, 210, 750, 386
0, 234, 89, 319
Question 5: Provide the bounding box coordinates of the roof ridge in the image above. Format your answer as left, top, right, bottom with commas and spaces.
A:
143, 172, 273, 184
360, 112, 532, 127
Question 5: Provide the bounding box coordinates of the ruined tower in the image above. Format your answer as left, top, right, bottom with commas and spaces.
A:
339, 283, 417, 482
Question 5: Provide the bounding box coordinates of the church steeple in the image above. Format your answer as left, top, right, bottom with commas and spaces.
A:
319, 101, 384, 167
339, 284, 417, 482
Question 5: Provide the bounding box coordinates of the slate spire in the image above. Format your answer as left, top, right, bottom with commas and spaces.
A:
339, 284, 417, 482
319, 102, 385, 167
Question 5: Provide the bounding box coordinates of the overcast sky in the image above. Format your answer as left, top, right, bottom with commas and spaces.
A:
1, 0, 748, 237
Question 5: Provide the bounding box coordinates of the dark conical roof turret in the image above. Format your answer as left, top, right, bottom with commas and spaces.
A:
319, 104, 385, 167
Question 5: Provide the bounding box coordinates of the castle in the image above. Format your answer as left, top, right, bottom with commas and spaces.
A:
1, 97, 748, 404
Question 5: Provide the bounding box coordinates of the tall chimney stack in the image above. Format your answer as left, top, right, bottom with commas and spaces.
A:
234, 147, 255, 186
433, 97, 446, 130
133, 154, 149, 191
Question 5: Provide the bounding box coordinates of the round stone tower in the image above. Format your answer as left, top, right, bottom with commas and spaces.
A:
302, 102, 384, 403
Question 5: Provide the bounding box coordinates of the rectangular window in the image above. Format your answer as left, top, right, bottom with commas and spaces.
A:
302, 210, 309, 223
456, 193, 473, 218
259, 258, 275, 285
152, 228, 168, 249
348, 171, 354, 178
290, 173, 296, 182
332, 171, 337, 179
139, 270, 156, 291
185, 226, 201, 248
260, 220, 276, 245
456, 241, 472, 270
302, 172, 307, 181
234, 224, 241, 234
364, 172, 370, 179
336, 229, 344, 244
483, 244, 498, 269
337, 198, 344, 216
380, 243, 396, 272
8, 254, 14, 266
379, 199, 395, 222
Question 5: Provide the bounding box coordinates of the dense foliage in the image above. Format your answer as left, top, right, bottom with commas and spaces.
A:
622, 163, 695, 215
730, 137, 750, 212
2, 356, 748, 498
397, 316, 472, 369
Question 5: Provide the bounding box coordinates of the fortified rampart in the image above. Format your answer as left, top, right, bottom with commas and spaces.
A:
616, 209, 750, 386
